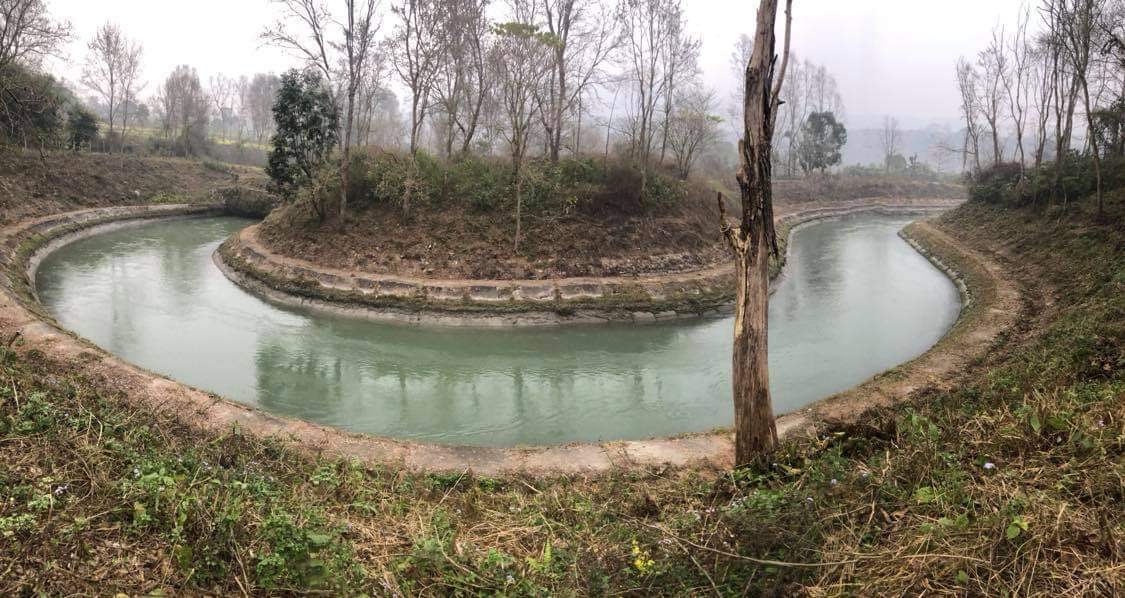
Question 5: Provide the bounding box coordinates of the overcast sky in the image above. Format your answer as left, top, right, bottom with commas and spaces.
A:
46, 0, 1030, 130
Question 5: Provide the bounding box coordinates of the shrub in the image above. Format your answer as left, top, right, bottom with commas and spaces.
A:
216, 185, 278, 218
295, 151, 692, 219
0, 64, 68, 150
968, 154, 1124, 206
65, 106, 98, 152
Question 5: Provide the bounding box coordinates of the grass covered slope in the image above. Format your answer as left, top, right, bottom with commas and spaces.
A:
0, 150, 264, 225
1, 191, 1119, 594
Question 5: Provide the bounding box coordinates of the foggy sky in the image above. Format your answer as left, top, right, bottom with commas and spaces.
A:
47, 0, 1030, 130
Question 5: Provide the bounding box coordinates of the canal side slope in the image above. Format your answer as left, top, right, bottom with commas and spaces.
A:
5, 195, 1000, 475
1, 195, 1118, 595
217, 197, 964, 325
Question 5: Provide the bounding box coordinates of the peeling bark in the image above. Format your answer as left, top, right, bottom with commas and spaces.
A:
719, 0, 791, 466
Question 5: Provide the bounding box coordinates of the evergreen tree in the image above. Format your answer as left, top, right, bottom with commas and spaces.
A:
796, 111, 847, 173
266, 69, 339, 199
65, 106, 99, 151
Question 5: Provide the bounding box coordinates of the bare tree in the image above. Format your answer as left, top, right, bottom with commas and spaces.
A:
880, 115, 901, 170
118, 40, 144, 148
431, 0, 489, 158
81, 23, 131, 143
657, 1, 699, 164
728, 33, 753, 108
1030, 43, 1055, 168
538, 0, 620, 162
209, 74, 236, 140
391, 0, 441, 158
247, 73, 281, 144
263, 0, 383, 220
1041, 0, 1083, 204
158, 65, 210, 156
616, 0, 674, 170
979, 26, 1008, 166
490, 19, 553, 253
666, 86, 720, 178
0, 0, 70, 70
354, 52, 389, 145
1052, 0, 1105, 216
955, 58, 984, 173
1004, 6, 1033, 172
716, 0, 792, 465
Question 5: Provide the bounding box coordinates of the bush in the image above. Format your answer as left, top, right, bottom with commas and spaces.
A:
216, 185, 278, 218
968, 154, 1125, 206
0, 64, 68, 150
314, 151, 689, 218
65, 106, 98, 152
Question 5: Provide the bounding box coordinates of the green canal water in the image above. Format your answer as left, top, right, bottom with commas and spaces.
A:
35, 212, 960, 446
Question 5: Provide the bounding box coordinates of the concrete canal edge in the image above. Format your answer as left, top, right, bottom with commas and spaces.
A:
213, 198, 962, 327
0, 199, 1019, 475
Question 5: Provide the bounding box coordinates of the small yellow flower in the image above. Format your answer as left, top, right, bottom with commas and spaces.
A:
631, 539, 655, 575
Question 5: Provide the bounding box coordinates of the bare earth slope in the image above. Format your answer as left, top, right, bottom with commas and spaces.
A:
258, 176, 964, 280
0, 150, 262, 224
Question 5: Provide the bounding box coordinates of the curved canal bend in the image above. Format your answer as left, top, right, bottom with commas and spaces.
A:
35, 212, 960, 447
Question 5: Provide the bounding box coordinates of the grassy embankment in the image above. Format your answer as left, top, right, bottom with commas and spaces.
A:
1, 177, 1120, 593
0, 151, 261, 226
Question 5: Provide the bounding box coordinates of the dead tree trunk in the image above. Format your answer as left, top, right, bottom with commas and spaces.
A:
719, 0, 791, 466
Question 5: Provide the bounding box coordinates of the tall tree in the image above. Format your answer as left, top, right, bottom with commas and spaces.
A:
796, 110, 846, 174
390, 0, 441, 158
956, 57, 983, 173
1041, 0, 1082, 204
247, 73, 282, 144
263, 0, 383, 220
81, 22, 141, 144
117, 40, 143, 148
266, 69, 339, 209
158, 65, 210, 156
666, 86, 720, 178
657, 1, 699, 164
880, 115, 901, 171
978, 26, 1008, 166
537, 0, 620, 162
616, 0, 674, 169
1004, 6, 1033, 173
717, 0, 792, 465
0, 0, 70, 70
1030, 43, 1054, 169
1052, 0, 1105, 217
431, 0, 489, 158
490, 19, 554, 253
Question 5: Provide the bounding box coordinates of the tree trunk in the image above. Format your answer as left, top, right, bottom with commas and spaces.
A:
731, 210, 776, 459
720, 0, 789, 467
513, 159, 523, 253
1079, 78, 1104, 218
341, 83, 357, 222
